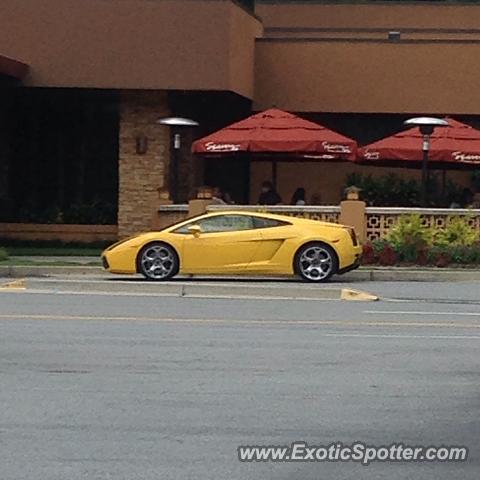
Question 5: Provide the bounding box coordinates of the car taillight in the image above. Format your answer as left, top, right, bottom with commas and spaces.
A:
347, 227, 358, 246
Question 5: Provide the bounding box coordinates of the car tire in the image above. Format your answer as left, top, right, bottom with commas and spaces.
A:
294, 242, 338, 283
137, 242, 179, 281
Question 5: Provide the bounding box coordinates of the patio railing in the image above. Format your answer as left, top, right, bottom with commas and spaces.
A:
365, 207, 480, 242
155, 203, 480, 243
207, 204, 341, 223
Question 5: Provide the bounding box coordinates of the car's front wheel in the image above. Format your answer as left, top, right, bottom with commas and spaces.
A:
137, 242, 179, 281
295, 242, 338, 282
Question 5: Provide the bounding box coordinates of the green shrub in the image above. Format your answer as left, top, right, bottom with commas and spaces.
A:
434, 216, 478, 247
387, 214, 433, 255
448, 244, 480, 264
371, 239, 390, 253
344, 173, 420, 206
0, 247, 8, 262
13, 199, 117, 225
363, 236, 480, 267
344, 172, 464, 207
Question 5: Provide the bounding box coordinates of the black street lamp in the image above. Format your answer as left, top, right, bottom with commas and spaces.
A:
404, 117, 449, 207
157, 116, 199, 204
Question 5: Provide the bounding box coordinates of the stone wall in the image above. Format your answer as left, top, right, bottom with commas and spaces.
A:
118, 90, 170, 237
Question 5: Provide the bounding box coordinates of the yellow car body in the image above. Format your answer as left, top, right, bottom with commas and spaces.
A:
102, 211, 362, 282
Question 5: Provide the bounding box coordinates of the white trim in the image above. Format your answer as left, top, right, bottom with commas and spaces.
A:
207, 204, 341, 213
158, 204, 189, 212
366, 207, 480, 215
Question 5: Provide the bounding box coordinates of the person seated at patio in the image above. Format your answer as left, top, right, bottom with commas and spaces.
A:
461, 188, 474, 208
291, 187, 306, 205
257, 181, 282, 205
211, 186, 226, 205
222, 190, 235, 205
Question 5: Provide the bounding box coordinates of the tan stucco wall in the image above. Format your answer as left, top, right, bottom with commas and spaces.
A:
1, 0, 261, 98
256, 1, 480, 30
254, 40, 480, 113
250, 161, 471, 205
229, 3, 264, 98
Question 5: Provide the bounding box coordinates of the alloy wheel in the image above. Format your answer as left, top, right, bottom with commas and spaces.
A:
298, 245, 334, 281
140, 244, 176, 280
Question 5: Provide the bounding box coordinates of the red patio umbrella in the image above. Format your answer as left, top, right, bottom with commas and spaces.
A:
192, 108, 357, 160
358, 118, 480, 166
192, 109, 357, 193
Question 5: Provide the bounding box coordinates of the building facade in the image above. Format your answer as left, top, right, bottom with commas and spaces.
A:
1, 0, 480, 237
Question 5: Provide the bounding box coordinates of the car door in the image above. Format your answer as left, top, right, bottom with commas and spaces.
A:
247, 216, 298, 273
176, 214, 263, 273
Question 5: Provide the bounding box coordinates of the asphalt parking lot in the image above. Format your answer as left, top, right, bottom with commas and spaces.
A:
1, 279, 479, 479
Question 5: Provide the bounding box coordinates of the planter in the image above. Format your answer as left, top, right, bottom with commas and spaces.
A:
0, 223, 118, 243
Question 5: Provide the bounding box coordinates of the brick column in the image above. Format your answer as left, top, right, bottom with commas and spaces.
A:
118, 91, 170, 237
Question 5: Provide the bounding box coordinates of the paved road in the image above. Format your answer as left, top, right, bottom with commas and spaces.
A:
0, 287, 479, 479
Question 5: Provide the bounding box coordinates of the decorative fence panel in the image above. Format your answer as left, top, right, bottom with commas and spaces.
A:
207, 205, 341, 223
156, 204, 480, 244
365, 208, 480, 242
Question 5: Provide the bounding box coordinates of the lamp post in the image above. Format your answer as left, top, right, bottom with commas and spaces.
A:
157, 116, 199, 203
404, 117, 449, 207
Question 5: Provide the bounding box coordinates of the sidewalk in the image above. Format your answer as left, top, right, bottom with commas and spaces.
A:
0, 257, 480, 282
4, 256, 100, 265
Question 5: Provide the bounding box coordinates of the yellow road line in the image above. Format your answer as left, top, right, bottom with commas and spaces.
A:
0, 314, 478, 329
0, 279, 26, 290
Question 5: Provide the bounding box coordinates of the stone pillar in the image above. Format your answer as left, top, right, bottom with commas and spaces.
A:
118, 90, 170, 237
340, 200, 366, 243
188, 199, 212, 217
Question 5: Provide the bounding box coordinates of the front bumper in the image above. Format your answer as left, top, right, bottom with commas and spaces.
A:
101, 255, 110, 270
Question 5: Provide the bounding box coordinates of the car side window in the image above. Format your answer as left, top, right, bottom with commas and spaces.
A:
252, 217, 289, 229
174, 215, 255, 234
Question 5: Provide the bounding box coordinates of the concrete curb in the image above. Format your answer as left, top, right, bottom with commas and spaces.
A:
18, 278, 367, 301
2, 265, 480, 282
342, 269, 480, 282
0, 266, 104, 277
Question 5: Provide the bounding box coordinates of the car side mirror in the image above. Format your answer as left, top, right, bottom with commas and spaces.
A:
187, 224, 202, 237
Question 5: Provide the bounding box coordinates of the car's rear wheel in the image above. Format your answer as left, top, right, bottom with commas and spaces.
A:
295, 242, 338, 282
137, 242, 179, 281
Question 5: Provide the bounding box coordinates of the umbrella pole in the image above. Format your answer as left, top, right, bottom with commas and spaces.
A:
421, 135, 430, 207
272, 161, 277, 188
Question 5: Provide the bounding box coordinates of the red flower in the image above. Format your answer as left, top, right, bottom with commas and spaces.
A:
378, 244, 397, 266
362, 243, 376, 265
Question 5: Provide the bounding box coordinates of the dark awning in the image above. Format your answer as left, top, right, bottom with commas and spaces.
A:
0, 54, 29, 80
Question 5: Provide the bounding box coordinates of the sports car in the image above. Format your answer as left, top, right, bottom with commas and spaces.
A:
102, 211, 362, 282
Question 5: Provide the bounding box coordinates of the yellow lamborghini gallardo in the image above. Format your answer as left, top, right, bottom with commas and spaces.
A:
102, 211, 362, 283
